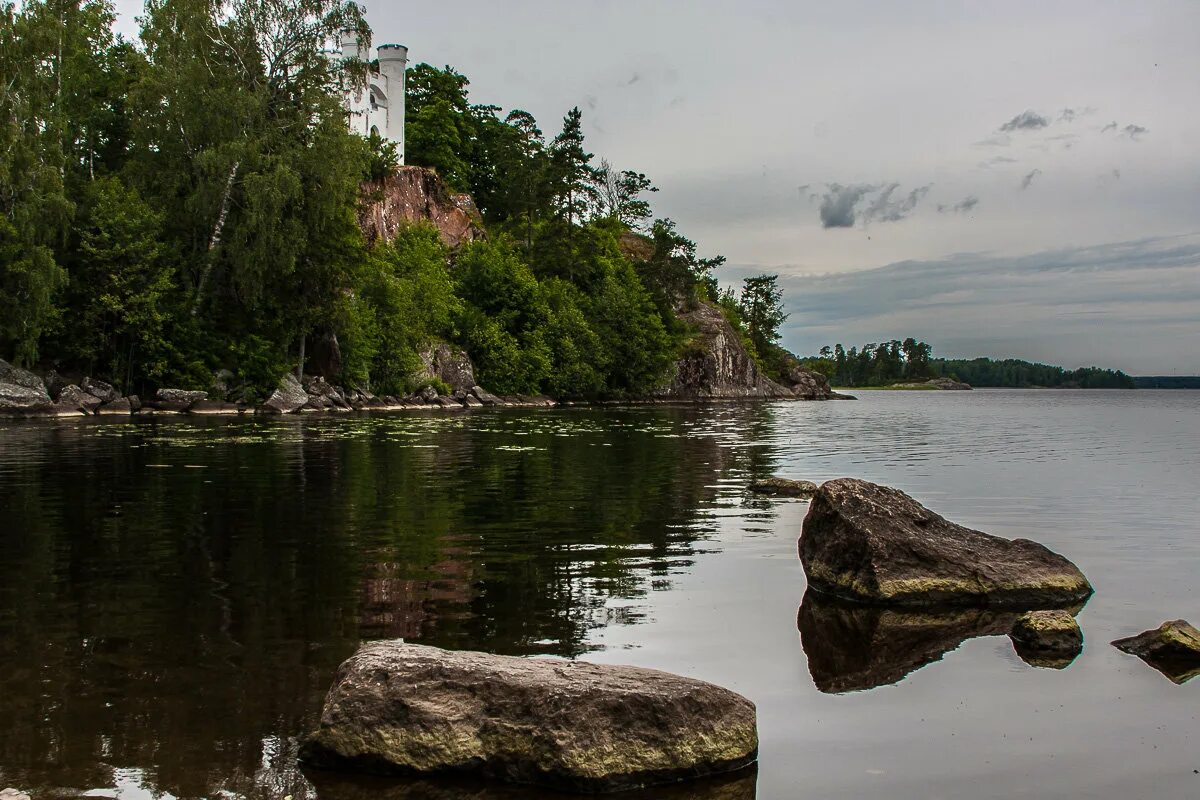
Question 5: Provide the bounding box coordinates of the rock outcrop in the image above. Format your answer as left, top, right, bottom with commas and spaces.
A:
1112, 620, 1200, 684
359, 167, 485, 250
416, 343, 477, 393
800, 479, 1093, 607
301, 641, 758, 793
658, 303, 832, 401
1009, 610, 1083, 668
0, 359, 51, 408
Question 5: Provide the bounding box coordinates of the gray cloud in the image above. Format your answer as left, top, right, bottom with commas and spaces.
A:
999, 110, 1050, 132
1123, 124, 1148, 140
819, 183, 877, 228
978, 155, 1018, 169
769, 234, 1200, 373
1020, 169, 1042, 190
864, 183, 931, 223
1101, 121, 1118, 133
938, 195, 980, 214
819, 182, 931, 228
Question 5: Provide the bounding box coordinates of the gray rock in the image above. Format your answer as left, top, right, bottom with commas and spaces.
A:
1112, 620, 1200, 684
157, 388, 208, 405
0, 358, 51, 408
799, 479, 1093, 607
749, 478, 819, 497
1, 788, 32, 800
415, 343, 477, 393
96, 398, 133, 415
43, 369, 72, 399
189, 399, 242, 415
300, 642, 758, 793
1010, 610, 1083, 669
470, 385, 501, 405
419, 385, 439, 403
58, 384, 102, 412
82, 376, 119, 403
263, 373, 308, 414
463, 395, 484, 408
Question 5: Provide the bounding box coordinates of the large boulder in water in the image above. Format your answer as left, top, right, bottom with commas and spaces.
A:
300, 642, 758, 793
0, 359, 50, 409
799, 479, 1092, 607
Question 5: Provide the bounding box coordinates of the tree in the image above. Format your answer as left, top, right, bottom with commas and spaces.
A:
593, 158, 656, 228
639, 218, 725, 312
738, 274, 787, 357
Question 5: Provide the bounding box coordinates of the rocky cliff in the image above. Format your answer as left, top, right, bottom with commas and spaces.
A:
358, 166, 485, 249
657, 302, 833, 401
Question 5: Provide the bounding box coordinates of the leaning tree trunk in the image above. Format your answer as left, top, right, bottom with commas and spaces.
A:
191, 160, 240, 317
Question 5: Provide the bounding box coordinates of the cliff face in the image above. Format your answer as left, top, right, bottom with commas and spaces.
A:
657, 302, 832, 401
359, 166, 485, 249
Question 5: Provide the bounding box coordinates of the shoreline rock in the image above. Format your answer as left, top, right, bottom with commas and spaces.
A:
1112, 620, 1200, 684
301, 642, 758, 793
1009, 610, 1084, 669
799, 479, 1093, 607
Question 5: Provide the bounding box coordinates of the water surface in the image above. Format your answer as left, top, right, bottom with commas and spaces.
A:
0, 390, 1197, 799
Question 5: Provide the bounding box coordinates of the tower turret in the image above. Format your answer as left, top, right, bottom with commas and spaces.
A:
376, 44, 409, 163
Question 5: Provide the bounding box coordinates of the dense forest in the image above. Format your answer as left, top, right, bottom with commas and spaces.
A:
0, 0, 789, 400
803, 340, 1135, 389
1133, 376, 1200, 389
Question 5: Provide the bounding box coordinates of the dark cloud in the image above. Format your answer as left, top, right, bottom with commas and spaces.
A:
620, 73, 641, 87
818, 182, 931, 228
819, 183, 876, 228
999, 110, 1050, 132
1101, 121, 1118, 133
1020, 169, 1042, 190
938, 196, 980, 214
1123, 124, 1148, 140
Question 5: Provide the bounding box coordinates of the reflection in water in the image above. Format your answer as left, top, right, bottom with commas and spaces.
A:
798, 591, 1083, 693
0, 408, 777, 800
306, 764, 757, 800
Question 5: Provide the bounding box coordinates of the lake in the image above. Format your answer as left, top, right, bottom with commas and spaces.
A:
1, 389, 1197, 799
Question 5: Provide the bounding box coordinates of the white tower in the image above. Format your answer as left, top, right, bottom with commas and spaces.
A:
340, 32, 408, 164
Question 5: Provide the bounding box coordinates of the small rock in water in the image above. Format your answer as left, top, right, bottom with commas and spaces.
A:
301, 642, 758, 793
799, 479, 1093, 607
749, 478, 819, 497
1112, 620, 1200, 684
1010, 610, 1083, 669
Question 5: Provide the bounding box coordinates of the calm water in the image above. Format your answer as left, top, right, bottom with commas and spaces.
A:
0, 390, 1197, 800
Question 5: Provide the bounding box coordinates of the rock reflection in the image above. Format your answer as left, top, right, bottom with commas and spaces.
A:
305, 766, 757, 800
798, 591, 1084, 693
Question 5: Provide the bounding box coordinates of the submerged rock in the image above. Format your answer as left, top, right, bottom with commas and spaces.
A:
263, 373, 308, 414
799, 479, 1093, 607
1112, 620, 1200, 684
749, 478, 818, 498
301, 642, 758, 793
1009, 610, 1083, 669
0, 359, 51, 409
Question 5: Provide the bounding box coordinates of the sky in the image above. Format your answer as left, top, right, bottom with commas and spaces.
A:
112, 1, 1200, 373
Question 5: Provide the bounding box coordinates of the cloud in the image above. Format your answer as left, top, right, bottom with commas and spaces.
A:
771, 234, 1200, 373
938, 195, 980, 214
973, 134, 1012, 148
1101, 121, 1118, 133
1123, 124, 1148, 140
818, 182, 931, 228
1020, 169, 1042, 190
819, 183, 876, 228
978, 155, 1018, 169
864, 183, 931, 223
999, 110, 1050, 132
620, 72, 641, 87
1057, 106, 1095, 123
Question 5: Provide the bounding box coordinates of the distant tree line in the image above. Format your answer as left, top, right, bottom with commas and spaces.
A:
1133, 376, 1200, 389
0, 0, 788, 400
802, 339, 1135, 389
